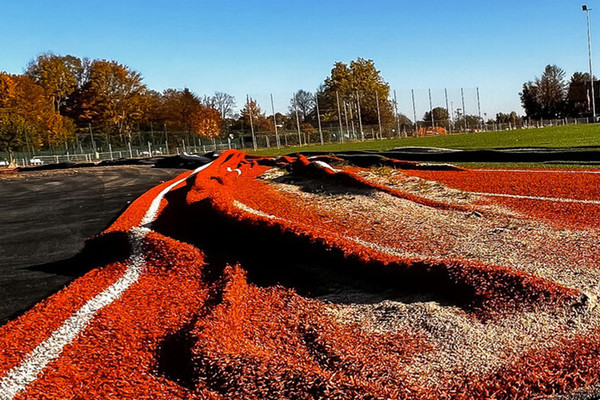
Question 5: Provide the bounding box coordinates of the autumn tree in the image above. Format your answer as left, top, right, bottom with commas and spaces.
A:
77, 60, 147, 141
161, 88, 201, 133
0, 74, 27, 163
190, 105, 221, 139
300, 122, 315, 133
138, 89, 164, 130
0, 73, 70, 163
26, 53, 84, 115
240, 98, 272, 132
321, 58, 395, 128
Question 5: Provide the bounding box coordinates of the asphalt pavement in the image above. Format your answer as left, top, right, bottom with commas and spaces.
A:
0, 165, 185, 325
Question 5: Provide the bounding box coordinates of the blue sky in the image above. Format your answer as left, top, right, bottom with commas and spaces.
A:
0, 0, 595, 119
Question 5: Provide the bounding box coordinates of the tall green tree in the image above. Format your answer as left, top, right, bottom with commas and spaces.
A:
566, 72, 598, 117
520, 65, 568, 119
322, 58, 394, 126
496, 112, 520, 125
423, 107, 449, 126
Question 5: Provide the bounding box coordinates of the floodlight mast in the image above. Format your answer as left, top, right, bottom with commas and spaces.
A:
583, 5, 597, 122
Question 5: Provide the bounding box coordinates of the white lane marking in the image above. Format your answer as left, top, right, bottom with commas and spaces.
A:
0, 162, 213, 400
231, 201, 592, 305
141, 162, 213, 226
232, 201, 433, 261
470, 191, 600, 205
474, 168, 600, 174
233, 200, 277, 219
314, 160, 339, 173
0, 227, 147, 400
226, 167, 242, 176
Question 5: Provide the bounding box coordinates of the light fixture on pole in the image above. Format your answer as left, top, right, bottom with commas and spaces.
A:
583, 5, 596, 122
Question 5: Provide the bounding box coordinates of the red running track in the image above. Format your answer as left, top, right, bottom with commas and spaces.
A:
402, 168, 600, 230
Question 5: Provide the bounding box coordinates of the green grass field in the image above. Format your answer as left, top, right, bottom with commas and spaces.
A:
251, 124, 600, 156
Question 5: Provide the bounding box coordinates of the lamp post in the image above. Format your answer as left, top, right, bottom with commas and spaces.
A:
583, 5, 596, 122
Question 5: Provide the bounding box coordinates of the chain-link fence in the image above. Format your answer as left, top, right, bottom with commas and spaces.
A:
2, 131, 238, 167
2, 86, 598, 167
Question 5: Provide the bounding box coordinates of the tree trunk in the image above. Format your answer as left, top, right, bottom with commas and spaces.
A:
7, 147, 15, 167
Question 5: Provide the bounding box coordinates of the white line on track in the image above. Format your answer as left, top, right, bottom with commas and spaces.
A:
470, 191, 600, 205
232, 201, 435, 262
314, 160, 339, 173
474, 168, 600, 174
0, 161, 213, 400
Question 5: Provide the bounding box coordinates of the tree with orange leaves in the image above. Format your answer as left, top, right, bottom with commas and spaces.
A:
190, 105, 221, 139
25, 53, 84, 115
0, 73, 71, 164
77, 60, 146, 141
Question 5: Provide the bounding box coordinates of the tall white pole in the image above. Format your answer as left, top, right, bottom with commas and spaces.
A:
347, 100, 356, 139
315, 93, 323, 145
270, 94, 280, 148
444, 88, 450, 133
461, 88, 467, 131
428, 88, 435, 132
247, 95, 257, 150
450, 101, 454, 133
411, 89, 418, 136
375, 91, 383, 139
477, 87, 482, 131
343, 101, 351, 139
394, 90, 401, 138
356, 91, 364, 141
336, 91, 344, 143
294, 92, 302, 145
585, 5, 597, 121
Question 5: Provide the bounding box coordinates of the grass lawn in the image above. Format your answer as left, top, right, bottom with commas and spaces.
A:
250, 124, 600, 157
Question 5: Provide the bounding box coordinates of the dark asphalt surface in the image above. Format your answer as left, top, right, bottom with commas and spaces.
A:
0, 166, 185, 325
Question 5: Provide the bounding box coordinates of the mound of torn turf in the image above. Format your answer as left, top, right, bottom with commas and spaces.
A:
2, 150, 600, 399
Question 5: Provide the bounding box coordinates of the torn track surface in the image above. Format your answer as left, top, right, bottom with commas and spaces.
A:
1, 150, 600, 399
